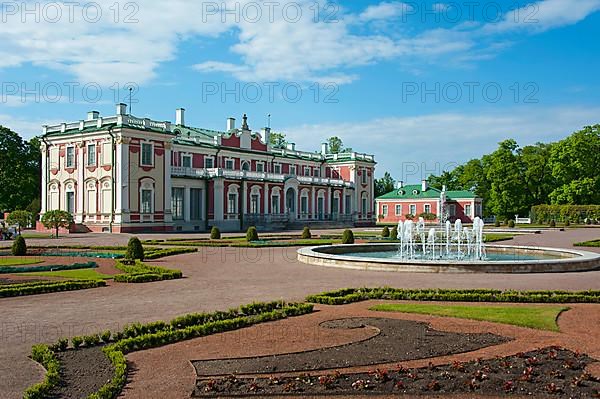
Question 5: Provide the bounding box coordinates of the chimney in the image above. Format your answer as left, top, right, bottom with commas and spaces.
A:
176, 108, 185, 126
116, 103, 127, 115
286, 142, 296, 151
397, 181, 404, 189
442, 184, 447, 192
321, 142, 329, 155
421, 179, 428, 191
87, 111, 100, 120
261, 127, 271, 145
227, 117, 236, 131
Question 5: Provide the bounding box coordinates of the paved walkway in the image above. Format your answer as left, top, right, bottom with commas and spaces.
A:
0, 228, 599, 398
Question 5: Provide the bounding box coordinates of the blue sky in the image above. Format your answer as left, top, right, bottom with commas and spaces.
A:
1, 0, 600, 181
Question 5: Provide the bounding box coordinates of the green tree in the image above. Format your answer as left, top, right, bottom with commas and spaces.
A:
12, 236, 27, 256
0, 127, 40, 211
6, 210, 33, 233
374, 172, 396, 197
40, 210, 73, 238
327, 136, 344, 153
548, 125, 600, 204
426, 170, 461, 191
269, 132, 287, 148
126, 237, 145, 260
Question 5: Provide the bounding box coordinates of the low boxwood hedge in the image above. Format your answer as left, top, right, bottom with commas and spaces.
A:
143, 247, 197, 259
23, 344, 59, 399
0, 261, 97, 274
0, 279, 106, 298
35, 301, 313, 399
113, 260, 183, 283
306, 287, 600, 305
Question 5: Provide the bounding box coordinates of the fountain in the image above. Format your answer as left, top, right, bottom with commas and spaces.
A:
396, 217, 486, 261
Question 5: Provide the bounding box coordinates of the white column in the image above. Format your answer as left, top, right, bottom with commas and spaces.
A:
184, 186, 191, 221
326, 187, 331, 216
242, 181, 248, 214
341, 187, 346, 215
263, 183, 269, 217
311, 187, 316, 219
164, 142, 173, 223
40, 145, 48, 214
213, 178, 224, 221
76, 144, 85, 223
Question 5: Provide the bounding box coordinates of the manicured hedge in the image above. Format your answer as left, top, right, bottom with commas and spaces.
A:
0, 280, 106, 298
37, 301, 313, 399
22, 344, 59, 399
574, 239, 600, 248
306, 287, 600, 305
143, 247, 197, 259
0, 261, 97, 274
531, 204, 600, 224
113, 260, 182, 283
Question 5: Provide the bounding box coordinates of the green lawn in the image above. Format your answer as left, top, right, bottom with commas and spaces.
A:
23, 269, 113, 280
370, 303, 568, 331
574, 239, 600, 247
0, 257, 44, 266
484, 233, 515, 243
20, 232, 54, 239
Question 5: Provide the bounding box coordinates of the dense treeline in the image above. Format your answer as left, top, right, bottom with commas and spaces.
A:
0, 126, 41, 213
426, 125, 600, 219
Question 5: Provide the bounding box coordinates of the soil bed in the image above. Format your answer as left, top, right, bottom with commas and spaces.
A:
193, 347, 600, 397
192, 318, 509, 376
0, 277, 48, 285
48, 346, 114, 399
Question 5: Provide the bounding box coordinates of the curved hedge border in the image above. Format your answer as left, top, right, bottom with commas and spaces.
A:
0, 280, 106, 298
306, 287, 600, 305
113, 260, 183, 283
23, 344, 60, 399
0, 261, 97, 274
143, 247, 197, 259
28, 301, 313, 399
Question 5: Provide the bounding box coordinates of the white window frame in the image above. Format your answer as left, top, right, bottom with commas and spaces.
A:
141, 142, 154, 167
409, 204, 417, 216
141, 189, 153, 214
255, 162, 264, 172
424, 203, 431, 214
395, 204, 402, 216
465, 204, 472, 217
241, 160, 250, 171
361, 169, 367, 184
289, 165, 296, 175
66, 145, 75, 168
181, 155, 192, 169
171, 187, 185, 220
313, 168, 320, 177
225, 158, 234, 170
227, 193, 237, 214
65, 190, 75, 213
204, 156, 214, 169
449, 204, 456, 216
273, 163, 281, 174
382, 204, 388, 216
87, 143, 96, 166
303, 166, 310, 176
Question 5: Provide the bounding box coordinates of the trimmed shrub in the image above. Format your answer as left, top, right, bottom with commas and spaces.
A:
508, 220, 515, 228
246, 226, 259, 242
71, 336, 83, 348
210, 226, 221, 239
341, 229, 354, 244
390, 226, 398, 240
301, 227, 312, 239
83, 334, 100, 347
0, 280, 105, 298
100, 330, 112, 343
0, 261, 96, 274
125, 237, 144, 260
564, 220, 571, 227
494, 220, 501, 227
549, 220, 556, 228
12, 235, 27, 256
381, 226, 390, 238
49, 338, 68, 352
23, 344, 59, 399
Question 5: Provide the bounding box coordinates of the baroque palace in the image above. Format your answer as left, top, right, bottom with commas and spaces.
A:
39, 104, 376, 232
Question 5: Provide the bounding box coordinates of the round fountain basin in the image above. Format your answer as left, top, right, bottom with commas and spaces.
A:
297, 244, 600, 273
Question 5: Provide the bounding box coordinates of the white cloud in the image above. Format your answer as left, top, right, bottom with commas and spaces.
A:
282, 106, 600, 180
0, 114, 57, 138
359, 2, 411, 21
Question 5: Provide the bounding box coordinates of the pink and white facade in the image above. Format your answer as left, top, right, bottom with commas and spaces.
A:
39, 105, 376, 232
376, 181, 482, 224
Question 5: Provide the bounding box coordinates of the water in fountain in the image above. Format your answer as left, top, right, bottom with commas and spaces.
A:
397, 216, 486, 260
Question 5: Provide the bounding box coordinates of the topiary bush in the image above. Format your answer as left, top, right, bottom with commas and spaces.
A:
11, 235, 27, 256
71, 336, 83, 348
301, 226, 311, 239
508, 220, 515, 228
210, 226, 221, 239
100, 330, 112, 343
125, 237, 144, 260
549, 220, 556, 228
564, 220, 570, 227
494, 220, 501, 227
390, 226, 398, 240
246, 226, 259, 242
381, 226, 390, 238
341, 229, 354, 244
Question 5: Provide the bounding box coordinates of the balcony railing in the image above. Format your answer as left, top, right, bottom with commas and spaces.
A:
171, 167, 353, 187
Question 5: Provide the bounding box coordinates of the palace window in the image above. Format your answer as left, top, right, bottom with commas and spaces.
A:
225, 159, 234, 170
314, 168, 320, 177
87, 144, 96, 166
273, 163, 281, 174
256, 162, 264, 172
182, 155, 191, 169
300, 195, 308, 215
141, 189, 153, 213
66, 191, 75, 213
395, 204, 402, 215
465, 204, 472, 217
66, 146, 75, 168
409, 204, 417, 216
171, 187, 184, 220
190, 188, 203, 220
141, 143, 153, 166
271, 194, 280, 214
250, 194, 259, 214
449, 204, 456, 216
204, 157, 214, 168
303, 166, 310, 176
361, 169, 367, 184
241, 161, 250, 171
382, 204, 388, 216
345, 195, 351, 214
227, 193, 237, 214
424, 204, 431, 214
289, 165, 296, 175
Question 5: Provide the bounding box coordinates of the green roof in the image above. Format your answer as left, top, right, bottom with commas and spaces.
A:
376, 185, 477, 200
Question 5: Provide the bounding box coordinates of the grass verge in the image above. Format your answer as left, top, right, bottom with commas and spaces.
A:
23, 269, 113, 280
0, 280, 106, 298
0, 257, 43, 266
370, 303, 568, 331
574, 239, 600, 248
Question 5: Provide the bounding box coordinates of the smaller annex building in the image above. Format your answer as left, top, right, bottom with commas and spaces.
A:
376, 180, 482, 224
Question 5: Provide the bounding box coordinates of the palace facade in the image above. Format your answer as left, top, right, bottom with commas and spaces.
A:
39, 104, 376, 232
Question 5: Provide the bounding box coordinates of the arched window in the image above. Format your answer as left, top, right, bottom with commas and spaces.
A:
138, 178, 153, 214
85, 179, 98, 215
271, 187, 281, 214
241, 161, 250, 171
48, 181, 60, 211
64, 180, 76, 214
227, 184, 239, 216
250, 185, 261, 215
